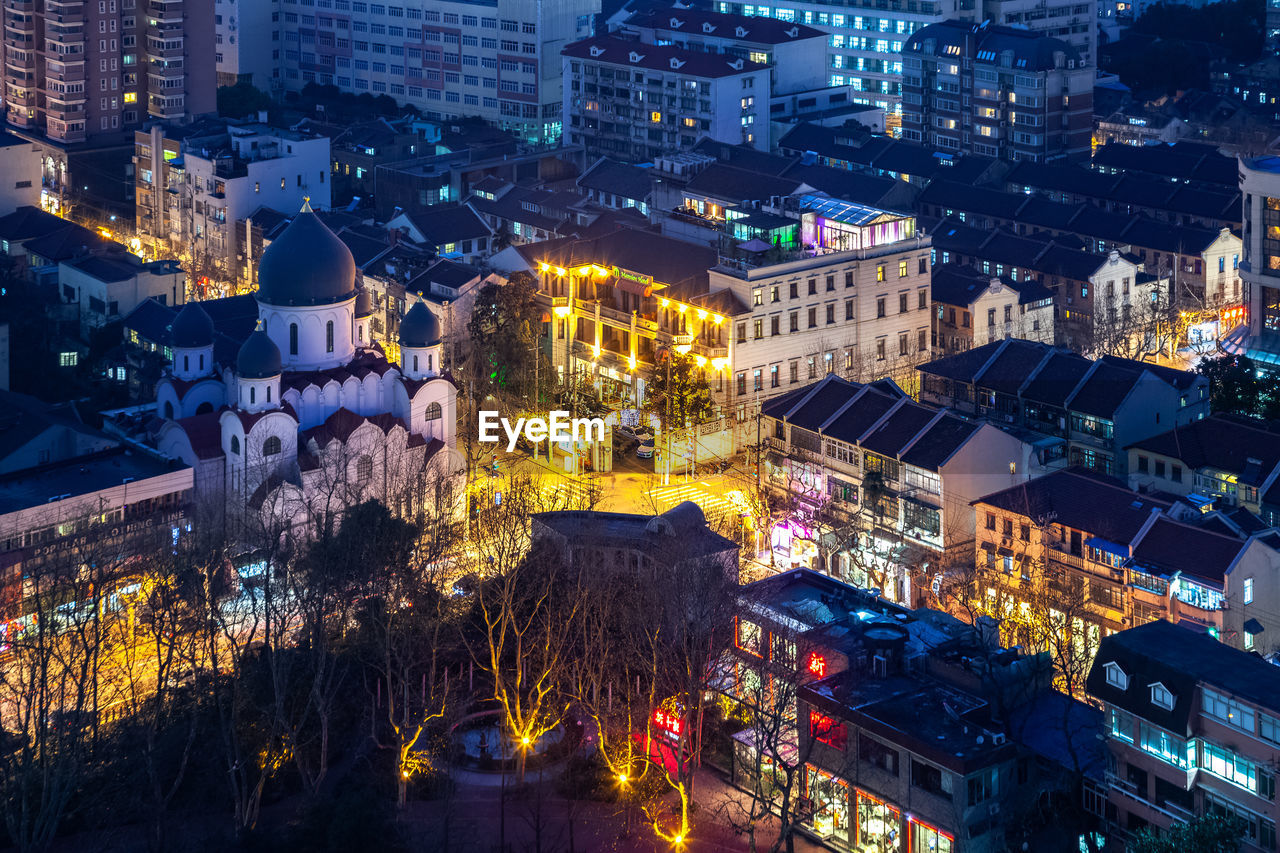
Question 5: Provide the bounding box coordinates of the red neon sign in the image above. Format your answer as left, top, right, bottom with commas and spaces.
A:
652, 708, 683, 737
1220, 306, 1245, 327
807, 652, 827, 678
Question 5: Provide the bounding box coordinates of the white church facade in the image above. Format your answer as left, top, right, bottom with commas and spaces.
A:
151, 202, 461, 537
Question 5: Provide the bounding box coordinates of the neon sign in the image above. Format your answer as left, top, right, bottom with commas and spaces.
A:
652, 708, 684, 737
807, 652, 827, 678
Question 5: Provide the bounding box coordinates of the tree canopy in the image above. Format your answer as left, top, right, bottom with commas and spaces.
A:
465, 271, 548, 411
1197, 352, 1280, 420
641, 350, 716, 432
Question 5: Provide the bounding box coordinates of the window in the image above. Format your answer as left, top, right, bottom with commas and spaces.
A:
425, 402, 442, 421
898, 260, 908, 278
1138, 721, 1189, 769
876, 297, 885, 318
899, 293, 908, 314
1245, 577, 1254, 605
736, 617, 762, 656
356, 454, 373, 483
289, 323, 299, 355
326, 320, 334, 353
826, 304, 835, 325
809, 711, 847, 749
1203, 688, 1255, 733
1104, 661, 1128, 690
263, 436, 282, 456
876, 264, 885, 282
911, 760, 950, 799
770, 365, 779, 387
1150, 682, 1174, 711
967, 769, 997, 805
59, 352, 79, 367
918, 290, 927, 310
1109, 707, 1134, 743
859, 734, 898, 775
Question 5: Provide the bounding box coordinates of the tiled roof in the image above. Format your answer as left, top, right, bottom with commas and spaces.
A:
625, 8, 826, 44
1130, 516, 1245, 583
577, 158, 653, 202
974, 467, 1169, 543
685, 162, 801, 203
1126, 415, 1280, 481
1087, 620, 1280, 733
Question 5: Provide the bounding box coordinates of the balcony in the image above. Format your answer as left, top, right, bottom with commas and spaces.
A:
145, 0, 184, 21
1105, 772, 1195, 824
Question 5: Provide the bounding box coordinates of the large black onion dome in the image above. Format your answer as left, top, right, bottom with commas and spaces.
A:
170, 302, 214, 348
399, 299, 442, 348
236, 323, 283, 379
254, 201, 357, 307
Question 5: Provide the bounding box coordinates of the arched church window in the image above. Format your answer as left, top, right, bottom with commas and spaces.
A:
413, 355, 419, 373
196, 402, 213, 415
163, 401, 174, 419
263, 436, 282, 456
358, 324, 364, 343
199, 354, 204, 370
425, 402, 442, 421
326, 321, 334, 353
267, 386, 272, 402
290, 323, 299, 355
250, 386, 256, 405
231, 435, 240, 454
183, 355, 189, 372
356, 455, 373, 483
428, 353, 433, 372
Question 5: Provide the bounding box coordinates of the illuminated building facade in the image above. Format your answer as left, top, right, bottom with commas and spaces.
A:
973, 468, 1280, 659
759, 373, 1039, 603
1088, 620, 1280, 851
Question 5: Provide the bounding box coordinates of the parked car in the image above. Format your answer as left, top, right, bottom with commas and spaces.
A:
636, 439, 655, 459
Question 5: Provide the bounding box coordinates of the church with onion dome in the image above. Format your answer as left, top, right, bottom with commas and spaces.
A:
151, 201, 461, 532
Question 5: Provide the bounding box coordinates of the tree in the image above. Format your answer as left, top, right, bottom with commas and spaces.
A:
465, 271, 548, 413
1197, 353, 1280, 418
643, 349, 716, 433
1130, 813, 1246, 853
216, 82, 273, 120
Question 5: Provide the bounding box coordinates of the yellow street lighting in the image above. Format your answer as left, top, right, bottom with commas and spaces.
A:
402, 770, 411, 779
553, 305, 572, 317
712, 314, 724, 324
539, 262, 550, 273
677, 303, 687, 313
695, 355, 707, 367
555, 266, 567, 276
660, 297, 670, 308
577, 265, 591, 275
592, 264, 610, 277
618, 773, 628, 783
696, 308, 707, 320
521, 737, 531, 747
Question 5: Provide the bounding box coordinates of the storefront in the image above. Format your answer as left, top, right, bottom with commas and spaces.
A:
856, 789, 902, 851
907, 816, 954, 853
803, 766, 851, 846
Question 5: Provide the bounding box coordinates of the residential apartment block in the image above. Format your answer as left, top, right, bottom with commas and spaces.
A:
214, 0, 276, 88
973, 468, 1280, 662
562, 35, 774, 161
2, 0, 215, 144
1227, 155, 1280, 368
274, 0, 597, 146
134, 120, 330, 288
918, 338, 1210, 477
930, 263, 1054, 355
1088, 620, 1280, 850
1126, 415, 1280, 522
900, 21, 1093, 163
759, 373, 1039, 603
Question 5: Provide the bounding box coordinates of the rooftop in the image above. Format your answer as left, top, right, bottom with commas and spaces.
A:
625, 8, 827, 45
532, 501, 738, 563
0, 447, 189, 516
1125, 415, 1280, 485
562, 35, 771, 78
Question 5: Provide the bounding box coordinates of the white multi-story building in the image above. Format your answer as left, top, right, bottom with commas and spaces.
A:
711, 197, 933, 409
59, 254, 186, 337
562, 36, 774, 161
135, 122, 331, 287
275, 0, 598, 147
215, 0, 279, 89
712, 0, 1095, 125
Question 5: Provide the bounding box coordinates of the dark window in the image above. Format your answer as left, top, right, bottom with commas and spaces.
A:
859, 734, 898, 775
845, 271, 854, 288
899, 293, 908, 313
289, 323, 299, 355
826, 275, 835, 291
1137, 455, 1149, 473
911, 760, 950, 798
263, 436, 282, 455
326, 320, 334, 353
808, 279, 817, 295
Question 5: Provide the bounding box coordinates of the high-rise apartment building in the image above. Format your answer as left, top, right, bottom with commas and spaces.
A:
214, 0, 277, 88
901, 21, 1093, 163
274, 0, 598, 147
713, 0, 1095, 124
2, 0, 215, 145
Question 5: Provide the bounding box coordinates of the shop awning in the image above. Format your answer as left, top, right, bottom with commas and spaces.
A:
1084, 536, 1128, 557
613, 277, 652, 297
1245, 618, 1266, 635
997, 546, 1014, 558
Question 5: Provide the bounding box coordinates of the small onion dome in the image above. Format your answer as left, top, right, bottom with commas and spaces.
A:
355, 286, 374, 318
170, 302, 215, 348
399, 299, 442, 348
254, 200, 357, 307
236, 323, 283, 379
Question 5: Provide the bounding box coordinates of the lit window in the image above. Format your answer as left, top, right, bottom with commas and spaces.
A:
123, 92, 137, 103
59, 351, 79, 367
650, 110, 662, 123
1244, 577, 1254, 604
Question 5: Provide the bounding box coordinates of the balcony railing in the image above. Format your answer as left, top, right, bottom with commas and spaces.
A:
1105, 772, 1195, 823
